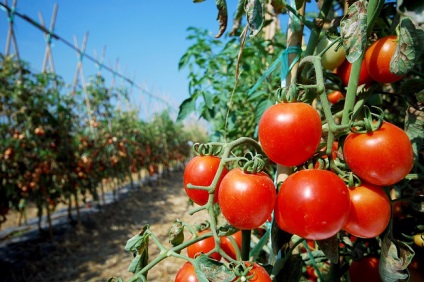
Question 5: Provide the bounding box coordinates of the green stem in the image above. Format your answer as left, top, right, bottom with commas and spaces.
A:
304, 0, 333, 56
241, 229, 251, 261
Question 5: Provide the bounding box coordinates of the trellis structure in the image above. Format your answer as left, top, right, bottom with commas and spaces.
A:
0, 0, 179, 120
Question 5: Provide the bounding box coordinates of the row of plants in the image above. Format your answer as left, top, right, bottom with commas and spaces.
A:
114, 0, 423, 281
0, 54, 201, 237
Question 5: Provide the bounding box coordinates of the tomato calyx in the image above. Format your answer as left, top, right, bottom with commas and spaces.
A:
230, 262, 255, 281
237, 152, 267, 174
349, 105, 384, 134
193, 142, 223, 156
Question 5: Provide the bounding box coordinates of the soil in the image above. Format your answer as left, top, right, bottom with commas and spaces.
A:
0, 169, 209, 282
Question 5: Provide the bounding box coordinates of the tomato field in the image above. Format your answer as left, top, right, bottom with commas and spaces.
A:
2, 0, 424, 281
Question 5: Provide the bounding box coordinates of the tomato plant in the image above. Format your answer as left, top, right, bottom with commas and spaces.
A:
343, 122, 414, 186
184, 156, 228, 205
343, 183, 391, 238
258, 102, 322, 166
175, 262, 198, 282
218, 168, 276, 230
274, 169, 350, 240
220, 230, 242, 260
336, 58, 373, 87
348, 257, 380, 282
187, 230, 222, 261
232, 262, 271, 282
316, 36, 346, 70
364, 35, 404, 84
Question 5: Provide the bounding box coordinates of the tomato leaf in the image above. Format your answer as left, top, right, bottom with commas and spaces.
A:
397, 0, 424, 24
195, 254, 236, 281
177, 97, 196, 122
274, 254, 303, 281
379, 234, 415, 282
255, 98, 273, 124
216, 224, 239, 237
214, 0, 228, 38
340, 0, 368, 63
125, 225, 149, 254
245, 0, 265, 37
316, 235, 339, 264
168, 219, 185, 247
405, 105, 424, 166
229, 0, 245, 36
390, 17, 424, 76
128, 252, 148, 274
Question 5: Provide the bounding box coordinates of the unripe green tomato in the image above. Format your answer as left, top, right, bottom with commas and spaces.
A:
316, 37, 346, 70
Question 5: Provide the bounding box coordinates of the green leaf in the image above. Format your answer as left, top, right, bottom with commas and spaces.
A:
216, 225, 239, 237
405, 104, 424, 165
168, 219, 185, 247
397, 0, 424, 24
340, 0, 368, 63
245, 0, 265, 36
379, 234, 415, 282
179, 51, 192, 70
390, 17, 424, 75
125, 225, 149, 254
195, 254, 236, 282
177, 97, 196, 122
316, 235, 339, 264
255, 98, 273, 124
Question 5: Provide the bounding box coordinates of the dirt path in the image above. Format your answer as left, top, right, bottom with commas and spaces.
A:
0, 169, 209, 282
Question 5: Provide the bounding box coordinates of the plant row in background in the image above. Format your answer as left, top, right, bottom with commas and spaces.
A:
0, 55, 203, 237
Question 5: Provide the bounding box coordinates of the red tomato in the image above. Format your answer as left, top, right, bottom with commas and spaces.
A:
258, 102, 322, 166
187, 230, 221, 261
343, 122, 414, 186
184, 156, 228, 205
343, 183, 391, 238
233, 262, 271, 282
365, 35, 404, 83
220, 231, 242, 260
175, 262, 198, 282
349, 257, 381, 282
327, 90, 344, 104
274, 169, 350, 240
218, 168, 276, 230
336, 59, 373, 87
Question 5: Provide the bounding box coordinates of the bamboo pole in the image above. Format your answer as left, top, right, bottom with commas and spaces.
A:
4, 0, 20, 59
39, 3, 58, 73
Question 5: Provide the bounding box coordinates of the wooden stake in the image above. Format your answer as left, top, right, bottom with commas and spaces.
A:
39, 3, 58, 73
4, 0, 20, 59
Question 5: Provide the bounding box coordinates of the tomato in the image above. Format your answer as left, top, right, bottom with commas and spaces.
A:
258, 102, 322, 166
364, 35, 404, 83
316, 37, 346, 70
413, 233, 424, 247
343, 122, 414, 186
187, 230, 222, 261
327, 90, 344, 104
233, 262, 271, 282
175, 262, 198, 282
349, 257, 380, 282
343, 183, 391, 238
336, 59, 373, 87
218, 168, 276, 230
220, 230, 242, 260
274, 169, 350, 240
184, 156, 228, 205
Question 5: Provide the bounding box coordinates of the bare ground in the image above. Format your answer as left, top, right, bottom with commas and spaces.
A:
0, 169, 209, 282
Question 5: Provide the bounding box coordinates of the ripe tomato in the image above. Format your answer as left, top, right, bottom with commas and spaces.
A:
274, 169, 350, 240
336, 59, 373, 87
187, 230, 222, 261
365, 35, 404, 83
220, 230, 242, 260
218, 168, 276, 230
233, 262, 271, 282
175, 262, 198, 282
258, 102, 322, 166
184, 156, 228, 205
343, 183, 391, 238
316, 37, 346, 70
343, 122, 414, 186
327, 90, 344, 104
349, 257, 380, 282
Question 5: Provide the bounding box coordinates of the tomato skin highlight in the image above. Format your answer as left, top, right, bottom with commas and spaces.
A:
218, 168, 276, 230
258, 102, 322, 166
187, 230, 222, 261
274, 169, 350, 240
349, 257, 381, 282
343, 122, 414, 186
343, 183, 391, 238
184, 156, 228, 206
175, 262, 198, 282
365, 35, 404, 84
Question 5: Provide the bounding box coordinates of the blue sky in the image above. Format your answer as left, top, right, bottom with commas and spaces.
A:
0, 0, 242, 119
